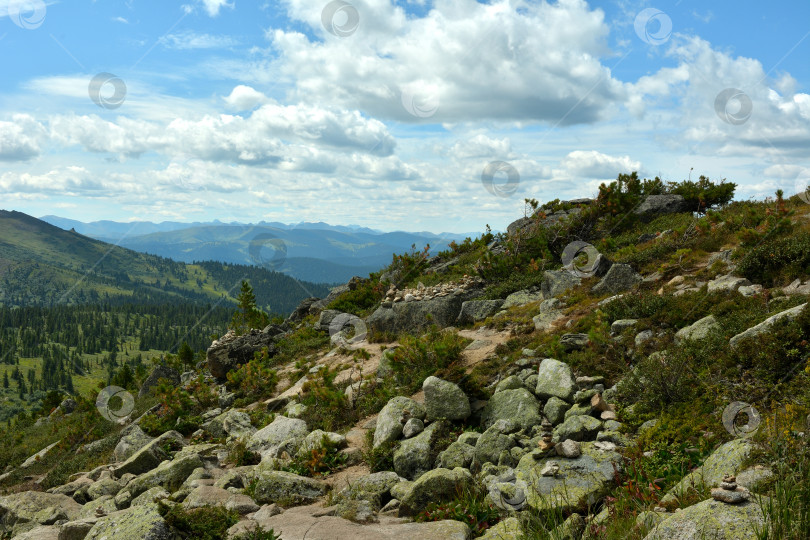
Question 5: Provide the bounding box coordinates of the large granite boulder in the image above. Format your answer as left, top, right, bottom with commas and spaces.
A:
394, 420, 450, 480
334, 471, 401, 510
114, 424, 153, 462
423, 376, 470, 422
643, 498, 768, 540
535, 358, 576, 402
253, 470, 329, 505
399, 467, 473, 516
373, 396, 426, 449
0, 491, 82, 537
729, 303, 807, 348
206, 328, 280, 379
247, 415, 309, 455
515, 442, 622, 513
674, 315, 722, 344
634, 194, 688, 215
457, 300, 504, 324
84, 503, 174, 540
112, 431, 185, 477
366, 289, 481, 335
480, 388, 541, 431
591, 264, 642, 296
660, 439, 754, 506
541, 270, 581, 299
126, 453, 204, 497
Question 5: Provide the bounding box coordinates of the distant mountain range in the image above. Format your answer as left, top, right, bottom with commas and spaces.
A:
40, 216, 476, 283
0, 210, 331, 314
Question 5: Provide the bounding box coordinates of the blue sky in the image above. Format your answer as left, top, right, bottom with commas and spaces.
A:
1, 0, 809, 233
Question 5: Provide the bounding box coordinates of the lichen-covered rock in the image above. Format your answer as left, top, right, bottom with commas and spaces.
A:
0, 491, 82, 537
553, 415, 602, 442
435, 441, 476, 469
399, 467, 473, 516
535, 358, 576, 402
423, 377, 470, 422
516, 442, 622, 514
114, 424, 153, 463
729, 303, 807, 348
129, 487, 170, 507
552, 513, 586, 540
660, 439, 753, 506
253, 470, 329, 505
138, 365, 180, 398
126, 453, 204, 498
222, 410, 256, 440
543, 396, 572, 426
84, 502, 174, 540
182, 486, 259, 515
296, 430, 347, 459
494, 375, 523, 393
533, 299, 565, 331
247, 415, 308, 455
86, 478, 122, 501
394, 420, 449, 480
478, 516, 523, 539
335, 471, 401, 510
643, 498, 768, 540
457, 300, 504, 324
367, 291, 480, 335
501, 288, 543, 309
112, 431, 185, 477
542, 270, 582, 299
592, 264, 642, 295
634, 194, 688, 215
373, 396, 426, 449
58, 517, 99, 540
674, 315, 722, 344
475, 421, 518, 466
480, 388, 541, 431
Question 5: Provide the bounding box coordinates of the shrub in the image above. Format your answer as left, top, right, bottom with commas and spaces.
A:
414, 484, 501, 537
667, 175, 735, 213
226, 438, 260, 467
282, 434, 347, 477
227, 353, 279, 399
737, 231, 810, 286
391, 327, 468, 393
160, 503, 240, 540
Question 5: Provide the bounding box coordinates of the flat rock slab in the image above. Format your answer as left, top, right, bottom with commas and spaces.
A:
644, 498, 768, 540
254, 504, 471, 540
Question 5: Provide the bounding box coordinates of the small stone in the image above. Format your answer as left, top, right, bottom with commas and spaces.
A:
555, 439, 581, 459
402, 418, 424, 439
600, 410, 617, 421
711, 486, 750, 504
540, 461, 559, 477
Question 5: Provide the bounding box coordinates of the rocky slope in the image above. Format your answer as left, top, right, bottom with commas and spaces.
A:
2, 187, 810, 539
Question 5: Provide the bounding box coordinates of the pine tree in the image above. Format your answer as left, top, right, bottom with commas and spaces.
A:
178, 341, 195, 368
2, 371, 8, 388
230, 281, 269, 335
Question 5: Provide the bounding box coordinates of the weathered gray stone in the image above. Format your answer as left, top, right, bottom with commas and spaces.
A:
635, 194, 688, 215
494, 375, 524, 393
535, 358, 576, 402
541, 270, 581, 299
207, 329, 280, 379
84, 503, 174, 540
423, 376, 470, 421
592, 264, 642, 295
553, 415, 602, 442
560, 333, 589, 351
480, 388, 541, 431
533, 298, 565, 331
112, 431, 184, 477
222, 410, 256, 439
675, 315, 722, 344
643, 498, 768, 540
114, 425, 153, 463
402, 418, 424, 439
435, 441, 476, 470
516, 442, 622, 514
501, 289, 543, 309
247, 415, 309, 455
457, 300, 504, 324
610, 318, 638, 335
335, 471, 401, 510
543, 396, 572, 426
182, 486, 259, 515
399, 467, 473, 516
475, 421, 518, 465
296, 430, 347, 459
126, 453, 204, 498
707, 274, 752, 293
253, 470, 329, 505
373, 396, 426, 449
394, 421, 449, 480
729, 303, 807, 348
367, 290, 481, 336
0, 491, 82, 537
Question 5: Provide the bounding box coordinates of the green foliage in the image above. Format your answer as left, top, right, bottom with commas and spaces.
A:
226, 353, 279, 400
226, 438, 261, 466
232, 526, 279, 540
363, 430, 396, 473
160, 503, 240, 540
231, 281, 270, 335
272, 324, 330, 367
667, 175, 736, 213
298, 366, 350, 432
737, 231, 810, 286
390, 327, 468, 393
414, 484, 501, 537
390, 244, 432, 287
327, 275, 386, 316
282, 434, 347, 477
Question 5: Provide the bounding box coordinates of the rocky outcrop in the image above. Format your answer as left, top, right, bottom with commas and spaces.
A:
635, 194, 688, 215
367, 288, 482, 336
674, 315, 721, 344
138, 365, 180, 398
399, 467, 473, 516
480, 388, 541, 431
253, 470, 329, 505
206, 328, 281, 379
535, 358, 576, 402
591, 264, 642, 295
457, 299, 504, 324
84, 502, 174, 540
373, 396, 426, 449
729, 303, 807, 348
643, 498, 768, 540
0, 492, 82, 537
